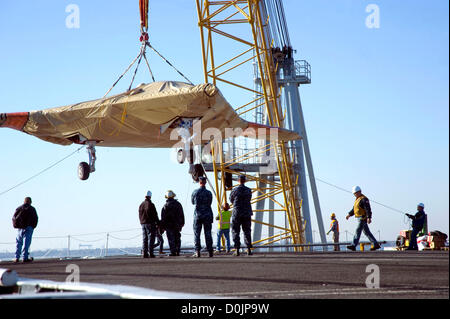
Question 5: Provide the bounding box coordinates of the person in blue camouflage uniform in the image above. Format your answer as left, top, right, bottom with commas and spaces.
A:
229, 175, 253, 256
191, 177, 214, 257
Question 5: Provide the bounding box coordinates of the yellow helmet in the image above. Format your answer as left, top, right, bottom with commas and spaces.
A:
330, 213, 336, 218
165, 190, 176, 198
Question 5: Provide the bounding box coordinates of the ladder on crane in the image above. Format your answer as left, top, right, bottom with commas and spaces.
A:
195, 0, 326, 251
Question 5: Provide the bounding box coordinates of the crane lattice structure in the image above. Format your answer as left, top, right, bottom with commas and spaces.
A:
195, 0, 326, 251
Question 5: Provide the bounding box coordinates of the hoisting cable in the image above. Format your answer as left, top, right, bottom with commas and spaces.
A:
138, 0, 156, 82
139, 0, 149, 33
127, 45, 145, 91
101, 0, 153, 99
145, 42, 194, 86
0, 146, 85, 197
102, 49, 143, 98
140, 0, 192, 85
102, 0, 192, 99
313, 177, 407, 216
277, 0, 291, 46
139, 0, 193, 85
142, 51, 156, 82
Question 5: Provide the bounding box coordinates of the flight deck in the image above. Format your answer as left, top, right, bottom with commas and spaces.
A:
1, 250, 448, 299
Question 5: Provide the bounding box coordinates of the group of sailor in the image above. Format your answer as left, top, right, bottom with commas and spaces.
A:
139, 175, 253, 258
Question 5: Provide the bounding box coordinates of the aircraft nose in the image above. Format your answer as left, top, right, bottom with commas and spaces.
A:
0, 112, 29, 131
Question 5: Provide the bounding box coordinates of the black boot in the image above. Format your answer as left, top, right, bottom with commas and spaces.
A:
370, 243, 382, 251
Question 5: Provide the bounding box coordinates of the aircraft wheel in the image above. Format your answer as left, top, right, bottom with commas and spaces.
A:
177, 149, 186, 164
78, 162, 90, 180
189, 164, 205, 182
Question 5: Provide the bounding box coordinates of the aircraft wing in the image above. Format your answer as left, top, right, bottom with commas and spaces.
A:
0, 81, 300, 148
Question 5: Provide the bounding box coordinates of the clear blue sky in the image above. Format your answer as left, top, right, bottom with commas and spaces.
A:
0, 0, 448, 251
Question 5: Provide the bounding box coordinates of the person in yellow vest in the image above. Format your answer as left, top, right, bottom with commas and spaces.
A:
215, 203, 232, 253
345, 186, 381, 251
327, 213, 340, 251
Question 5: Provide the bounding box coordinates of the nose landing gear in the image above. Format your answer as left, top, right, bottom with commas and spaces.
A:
78, 141, 96, 180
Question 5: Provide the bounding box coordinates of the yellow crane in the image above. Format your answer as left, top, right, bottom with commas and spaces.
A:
195, 0, 305, 250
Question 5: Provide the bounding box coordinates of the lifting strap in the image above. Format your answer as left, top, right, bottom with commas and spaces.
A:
102, 0, 192, 99
139, 0, 149, 31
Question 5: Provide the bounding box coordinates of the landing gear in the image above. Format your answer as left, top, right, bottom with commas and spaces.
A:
78, 162, 90, 180
176, 148, 195, 164
189, 163, 205, 182
78, 141, 96, 180
177, 148, 186, 164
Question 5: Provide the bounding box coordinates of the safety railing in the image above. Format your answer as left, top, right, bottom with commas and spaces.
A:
277, 60, 311, 84
0, 228, 193, 260
0, 228, 385, 260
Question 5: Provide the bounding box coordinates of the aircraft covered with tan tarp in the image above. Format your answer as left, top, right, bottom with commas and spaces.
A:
0, 81, 300, 147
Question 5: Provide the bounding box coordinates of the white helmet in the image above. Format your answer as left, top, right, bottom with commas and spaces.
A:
352, 186, 361, 194
418, 203, 425, 208
146, 191, 152, 197
165, 190, 176, 198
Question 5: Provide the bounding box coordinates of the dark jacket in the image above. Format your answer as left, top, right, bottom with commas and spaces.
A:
139, 198, 159, 225
161, 198, 185, 231
407, 211, 426, 230
191, 186, 213, 222
12, 204, 38, 229
229, 184, 253, 218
